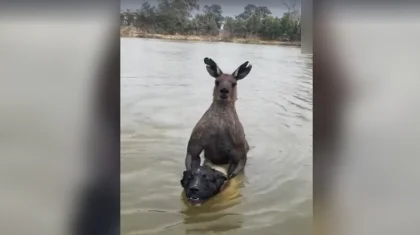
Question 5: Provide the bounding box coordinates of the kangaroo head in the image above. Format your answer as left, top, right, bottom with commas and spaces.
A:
203, 57, 252, 103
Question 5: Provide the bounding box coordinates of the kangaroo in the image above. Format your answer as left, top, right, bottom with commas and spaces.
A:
185, 57, 252, 179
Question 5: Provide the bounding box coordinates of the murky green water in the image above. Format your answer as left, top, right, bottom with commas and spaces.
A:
121, 38, 312, 235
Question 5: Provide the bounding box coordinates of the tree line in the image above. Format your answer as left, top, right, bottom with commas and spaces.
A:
120, 0, 301, 41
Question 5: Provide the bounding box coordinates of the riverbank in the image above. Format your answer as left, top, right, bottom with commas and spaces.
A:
120, 26, 301, 46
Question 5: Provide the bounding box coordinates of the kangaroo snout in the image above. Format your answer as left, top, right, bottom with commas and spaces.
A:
220, 88, 229, 94
220, 88, 229, 99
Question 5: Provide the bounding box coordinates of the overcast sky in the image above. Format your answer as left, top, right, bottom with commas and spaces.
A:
121, 0, 289, 17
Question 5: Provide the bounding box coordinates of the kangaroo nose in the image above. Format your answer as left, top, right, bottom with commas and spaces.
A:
220, 88, 229, 94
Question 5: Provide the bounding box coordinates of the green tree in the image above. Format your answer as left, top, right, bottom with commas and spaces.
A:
120, 1, 301, 42
236, 4, 257, 20
203, 4, 224, 29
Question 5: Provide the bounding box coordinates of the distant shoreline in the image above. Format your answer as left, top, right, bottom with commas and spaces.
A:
120, 27, 301, 47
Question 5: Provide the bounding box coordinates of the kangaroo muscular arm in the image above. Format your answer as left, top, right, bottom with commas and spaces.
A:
245, 139, 250, 152
186, 111, 211, 170
235, 120, 249, 152
227, 156, 246, 179
185, 136, 204, 170
227, 148, 247, 179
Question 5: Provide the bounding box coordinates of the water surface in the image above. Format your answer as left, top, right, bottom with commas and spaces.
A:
121, 38, 313, 235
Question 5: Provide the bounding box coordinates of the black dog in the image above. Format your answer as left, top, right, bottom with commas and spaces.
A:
180, 165, 227, 205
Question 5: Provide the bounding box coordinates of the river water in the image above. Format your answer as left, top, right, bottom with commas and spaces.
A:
121, 38, 312, 235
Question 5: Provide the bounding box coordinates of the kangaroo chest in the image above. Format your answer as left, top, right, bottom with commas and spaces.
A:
203, 116, 240, 164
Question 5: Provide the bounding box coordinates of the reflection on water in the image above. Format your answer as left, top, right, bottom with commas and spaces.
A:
121, 38, 313, 235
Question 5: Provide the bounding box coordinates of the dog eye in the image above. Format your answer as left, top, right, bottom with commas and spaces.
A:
232, 83, 237, 87
215, 81, 220, 86
204, 174, 213, 181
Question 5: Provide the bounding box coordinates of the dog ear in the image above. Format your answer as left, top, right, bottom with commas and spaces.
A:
180, 170, 190, 188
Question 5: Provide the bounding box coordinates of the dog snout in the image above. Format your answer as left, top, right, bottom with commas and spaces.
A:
188, 186, 199, 194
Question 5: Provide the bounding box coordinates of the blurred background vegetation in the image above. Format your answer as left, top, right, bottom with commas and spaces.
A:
120, 0, 301, 42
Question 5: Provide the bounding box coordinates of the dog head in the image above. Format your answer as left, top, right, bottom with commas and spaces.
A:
180, 165, 227, 205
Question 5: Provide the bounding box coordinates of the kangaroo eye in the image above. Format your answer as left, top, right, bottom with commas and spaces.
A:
215, 81, 220, 86
232, 83, 237, 87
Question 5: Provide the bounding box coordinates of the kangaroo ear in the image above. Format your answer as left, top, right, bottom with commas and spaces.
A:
232, 61, 252, 80
204, 57, 223, 78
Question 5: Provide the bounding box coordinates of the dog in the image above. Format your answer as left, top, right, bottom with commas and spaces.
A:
180, 162, 228, 205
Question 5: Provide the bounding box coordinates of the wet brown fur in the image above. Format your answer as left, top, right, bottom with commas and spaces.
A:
185, 57, 252, 179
